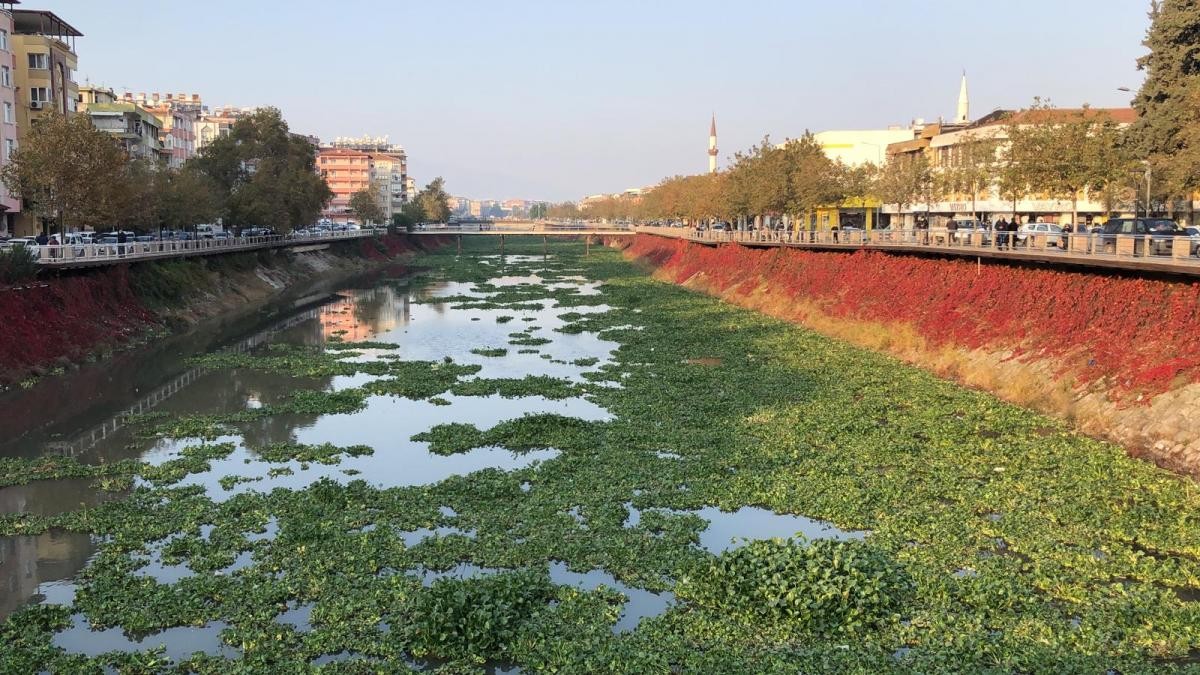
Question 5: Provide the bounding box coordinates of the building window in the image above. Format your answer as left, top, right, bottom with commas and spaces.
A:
1, 67, 9, 88
27, 53, 48, 69
0, 30, 7, 52
4, 139, 14, 162
29, 87, 49, 103
3, 103, 11, 123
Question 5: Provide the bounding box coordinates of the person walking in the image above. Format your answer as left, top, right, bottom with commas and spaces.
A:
946, 218, 958, 246
996, 217, 1009, 249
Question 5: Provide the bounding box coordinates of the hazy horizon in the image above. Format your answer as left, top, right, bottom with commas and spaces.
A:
52, 0, 1150, 201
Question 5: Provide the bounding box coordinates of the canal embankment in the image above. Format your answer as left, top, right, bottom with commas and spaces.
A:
621, 233, 1200, 474
0, 233, 447, 390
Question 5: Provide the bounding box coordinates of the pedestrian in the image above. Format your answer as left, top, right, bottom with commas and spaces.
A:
996, 217, 1009, 249
35, 231, 48, 246
946, 218, 958, 246
1008, 218, 1020, 248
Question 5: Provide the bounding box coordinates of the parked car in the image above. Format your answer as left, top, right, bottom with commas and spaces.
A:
2, 237, 40, 258
1097, 218, 1185, 255
1016, 223, 1065, 248
950, 220, 989, 245
1186, 226, 1200, 256
240, 227, 274, 238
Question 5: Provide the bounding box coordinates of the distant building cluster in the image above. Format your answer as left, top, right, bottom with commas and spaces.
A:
0, 6, 415, 237
448, 197, 542, 220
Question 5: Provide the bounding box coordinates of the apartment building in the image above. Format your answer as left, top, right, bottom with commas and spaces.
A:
10, 8, 81, 236
78, 86, 169, 163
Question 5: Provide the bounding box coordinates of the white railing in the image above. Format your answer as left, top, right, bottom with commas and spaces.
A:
636, 225, 1200, 268
27, 228, 385, 266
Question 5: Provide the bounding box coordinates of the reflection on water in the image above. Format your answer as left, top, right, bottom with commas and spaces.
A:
0, 265, 622, 629
624, 503, 867, 553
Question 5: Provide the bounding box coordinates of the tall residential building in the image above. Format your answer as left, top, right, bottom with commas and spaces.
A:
328, 136, 409, 210
0, 4, 19, 236
127, 92, 202, 168
78, 87, 169, 164
11, 8, 81, 236
12, 9, 79, 124
368, 152, 404, 221
317, 146, 372, 223
708, 114, 718, 174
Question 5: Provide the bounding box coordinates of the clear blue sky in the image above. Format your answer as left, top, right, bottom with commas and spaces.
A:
52, 0, 1149, 202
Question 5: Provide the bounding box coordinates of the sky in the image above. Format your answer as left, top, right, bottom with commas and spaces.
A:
50, 0, 1150, 202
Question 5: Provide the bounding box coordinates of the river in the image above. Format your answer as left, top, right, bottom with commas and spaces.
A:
6, 241, 1196, 671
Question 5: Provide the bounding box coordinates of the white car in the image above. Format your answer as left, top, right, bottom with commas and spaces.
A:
1016, 223, 1065, 248
2, 237, 41, 258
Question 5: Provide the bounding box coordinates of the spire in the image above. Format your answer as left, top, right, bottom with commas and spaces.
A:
956, 70, 970, 124
707, 113, 718, 174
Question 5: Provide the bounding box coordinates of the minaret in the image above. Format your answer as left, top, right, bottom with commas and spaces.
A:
955, 71, 970, 124
708, 114, 718, 174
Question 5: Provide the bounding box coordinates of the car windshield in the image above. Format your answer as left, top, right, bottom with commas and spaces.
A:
1148, 220, 1179, 233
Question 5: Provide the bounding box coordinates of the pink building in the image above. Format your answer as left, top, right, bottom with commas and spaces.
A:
0, 4, 19, 236
317, 147, 372, 223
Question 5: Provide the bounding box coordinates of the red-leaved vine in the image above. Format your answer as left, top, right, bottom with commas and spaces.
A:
625, 234, 1200, 403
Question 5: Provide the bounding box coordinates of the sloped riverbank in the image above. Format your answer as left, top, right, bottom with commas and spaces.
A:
3, 237, 1200, 672
622, 233, 1200, 475
0, 234, 445, 390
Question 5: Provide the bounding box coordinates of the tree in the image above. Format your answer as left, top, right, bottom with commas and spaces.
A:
391, 201, 425, 231
1130, 0, 1200, 204
877, 153, 933, 227
159, 166, 221, 232
782, 134, 845, 224
348, 188, 385, 224
189, 108, 331, 232
1007, 102, 1131, 226
414, 177, 451, 223
1, 112, 129, 236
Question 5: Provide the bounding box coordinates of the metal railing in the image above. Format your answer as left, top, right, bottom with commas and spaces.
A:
25, 228, 385, 266
636, 225, 1200, 268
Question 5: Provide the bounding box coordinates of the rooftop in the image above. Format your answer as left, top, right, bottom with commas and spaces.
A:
12, 9, 82, 37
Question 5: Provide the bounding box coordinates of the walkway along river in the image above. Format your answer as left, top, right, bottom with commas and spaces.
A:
2, 237, 1200, 672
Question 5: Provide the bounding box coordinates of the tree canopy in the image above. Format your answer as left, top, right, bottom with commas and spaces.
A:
349, 189, 385, 224
189, 108, 331, 231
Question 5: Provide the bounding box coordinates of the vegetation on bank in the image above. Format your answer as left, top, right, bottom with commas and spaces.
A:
3, 238, 1200, 672
0, 234, 435, 389
624, 234, 1200, 404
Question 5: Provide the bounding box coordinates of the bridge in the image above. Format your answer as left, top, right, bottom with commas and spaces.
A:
635, 225, 1200, 278
26, 228, 384, 270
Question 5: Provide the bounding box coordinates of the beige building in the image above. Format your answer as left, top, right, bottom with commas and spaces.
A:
11, 9, 79, 129
78, 87, 169, 164
10, 9, 81, 236
884, 107, 1137, 227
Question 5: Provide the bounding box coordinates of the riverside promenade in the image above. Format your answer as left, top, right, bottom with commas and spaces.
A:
634, 225, 1200, 277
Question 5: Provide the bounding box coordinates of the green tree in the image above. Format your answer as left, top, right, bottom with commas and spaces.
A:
877, 153, 932, 228
159, 166, 221, 232
348, 188, 385, 224
1130, 0, 1200, 204
1, 112, 128, 236
414, 177, 451, 223
782, 134, 845, 223
1006, 102, 1131, 226
189, 108, 331, 232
